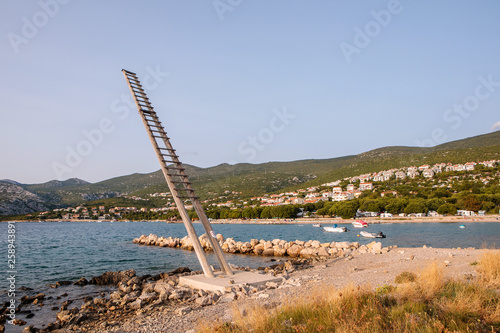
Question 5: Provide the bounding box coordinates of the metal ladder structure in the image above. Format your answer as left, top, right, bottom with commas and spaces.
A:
122, 69, 233, 278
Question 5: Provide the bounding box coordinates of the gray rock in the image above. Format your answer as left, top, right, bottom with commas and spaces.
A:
176, 306, 191, 316
139, 292, 158, 303
128, 298, 142, 310
154, 279, 173, 294
195, 295, 213, 306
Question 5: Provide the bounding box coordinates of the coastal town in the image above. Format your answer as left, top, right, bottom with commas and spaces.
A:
30, 159, 499, 221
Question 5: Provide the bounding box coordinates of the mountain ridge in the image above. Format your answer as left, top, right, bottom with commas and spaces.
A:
1, 130, 499, 215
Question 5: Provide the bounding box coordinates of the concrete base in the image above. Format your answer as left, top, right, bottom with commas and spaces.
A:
179, 270, 282, 292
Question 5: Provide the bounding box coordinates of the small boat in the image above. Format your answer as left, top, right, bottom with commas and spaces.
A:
459, 225, 466, 229
352, 220, 369, 228
324, 224, 349, 233
312, 223, 322, 227
360, 231, 386, 238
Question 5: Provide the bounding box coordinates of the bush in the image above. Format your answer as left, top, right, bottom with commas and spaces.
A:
394, 271, 417, 284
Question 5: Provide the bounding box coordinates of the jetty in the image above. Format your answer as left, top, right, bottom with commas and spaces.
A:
133, 233, 394, 258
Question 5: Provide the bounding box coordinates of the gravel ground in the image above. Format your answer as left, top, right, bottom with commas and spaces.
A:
90, 246, 489, 333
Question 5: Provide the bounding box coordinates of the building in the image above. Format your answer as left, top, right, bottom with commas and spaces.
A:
332, 192, 354, 202
395, 171, 406, 179
422, 169, 435, 178
359, 182, 373, 191
465, 162, 476, 171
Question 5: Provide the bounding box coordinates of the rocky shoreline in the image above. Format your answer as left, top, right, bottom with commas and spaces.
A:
1, 233, 392, 333
1, 242, 489, 333
133, 233, 394, 258
0, 255, 329, 333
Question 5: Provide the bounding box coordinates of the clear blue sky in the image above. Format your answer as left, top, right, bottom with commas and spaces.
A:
1, 0, 499, 184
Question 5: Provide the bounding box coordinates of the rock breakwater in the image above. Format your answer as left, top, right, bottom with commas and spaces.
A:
133, 233, 395, 258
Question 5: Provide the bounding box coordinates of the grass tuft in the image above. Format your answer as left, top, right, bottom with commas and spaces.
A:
394, 271, 417, 284
477, 250, 500, 287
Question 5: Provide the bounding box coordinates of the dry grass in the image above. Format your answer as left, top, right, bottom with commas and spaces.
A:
203, 253, 500, 333
477, 250, 500, 287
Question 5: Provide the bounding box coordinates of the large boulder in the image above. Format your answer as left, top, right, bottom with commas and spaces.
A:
310, 240, 321, 248
286, 244, 303, 257
317, 247, 329, 257
273, 246, 287, 257
239, 242, 253, 254
253, 243, 265, 255
262, 248, 275, 256
299, 248, 318, 258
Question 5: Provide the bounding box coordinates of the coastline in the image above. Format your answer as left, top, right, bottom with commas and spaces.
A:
54, 247, 497, 332
6, 214, 500, 224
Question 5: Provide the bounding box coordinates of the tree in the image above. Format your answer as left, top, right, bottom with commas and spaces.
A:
437, 203, 457, 215
404, 199, 428, 214
385, 198, 408, 214
462, 195, 481, 212
336, 200, 360, 219
242, 207, 257, 219
359, 199, 382, 213
260, 207, 272, 219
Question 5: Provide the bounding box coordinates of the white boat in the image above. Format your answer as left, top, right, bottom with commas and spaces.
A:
359, 231, 386, 238
312, 223, 322, 227
324, 226, 349, 233
352, 220, 369, 228
459, 225, 466, 229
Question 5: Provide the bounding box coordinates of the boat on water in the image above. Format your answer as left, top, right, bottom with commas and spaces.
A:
459, 225, 466, 229
312, 223, 322, 227
324, 226, 349, 233
359, 231, 386, 238
352, 220, 369, 228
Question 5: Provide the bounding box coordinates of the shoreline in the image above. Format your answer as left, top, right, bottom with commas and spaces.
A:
5, 215, 500, 224
7, 246, 491, 333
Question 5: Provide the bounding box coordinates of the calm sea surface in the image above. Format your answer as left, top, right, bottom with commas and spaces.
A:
1, 221, 498, 290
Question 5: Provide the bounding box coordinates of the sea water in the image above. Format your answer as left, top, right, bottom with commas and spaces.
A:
0, 221, 498, 291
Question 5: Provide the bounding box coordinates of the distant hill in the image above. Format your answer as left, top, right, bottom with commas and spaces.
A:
0, 182, 50, 215
1, 131, 499, 215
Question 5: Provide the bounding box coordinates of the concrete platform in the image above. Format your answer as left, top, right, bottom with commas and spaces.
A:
179, 271, 282, 292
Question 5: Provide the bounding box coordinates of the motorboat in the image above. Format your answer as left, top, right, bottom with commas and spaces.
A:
352, 220, 369, 228
324, 224, 349, 233
459, 225, 466, 229
359, 231, 386, 238
312, 223, 322, 227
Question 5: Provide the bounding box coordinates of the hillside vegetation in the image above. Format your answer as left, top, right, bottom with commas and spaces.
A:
1, 131, 499, 215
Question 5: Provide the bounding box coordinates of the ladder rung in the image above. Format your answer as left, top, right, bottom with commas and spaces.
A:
176, 195, 198, 199
167, 166, 185, 170
171, 180, 191, 184
122, 69, 137, 75
161, 154, 179, 159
